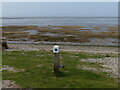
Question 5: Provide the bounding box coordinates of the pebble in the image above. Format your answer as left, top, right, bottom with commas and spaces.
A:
6, 44, 118, 55
1, 80, 21, 88
80, 57, 118, 78
1, 65, 25, 72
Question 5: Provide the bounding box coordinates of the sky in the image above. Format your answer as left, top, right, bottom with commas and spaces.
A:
2, 2, 118, 17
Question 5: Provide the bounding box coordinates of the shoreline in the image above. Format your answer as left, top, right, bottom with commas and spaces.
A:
6, 43, 119, 55
6, 38, 119, 46
6, 41, 119, 47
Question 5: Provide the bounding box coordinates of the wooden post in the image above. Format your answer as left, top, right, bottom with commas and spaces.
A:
54, 53, 60, 72
53, 45, 60, 73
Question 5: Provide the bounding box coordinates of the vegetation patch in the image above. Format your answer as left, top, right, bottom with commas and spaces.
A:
2, 51, 118, 88
2, 25, 38, 31
2, 25, 119, 43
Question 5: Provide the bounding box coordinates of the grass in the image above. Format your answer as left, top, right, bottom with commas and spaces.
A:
2, 51, 118, 88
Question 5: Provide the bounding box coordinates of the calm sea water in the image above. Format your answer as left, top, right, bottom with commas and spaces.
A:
1, 17, 118, 27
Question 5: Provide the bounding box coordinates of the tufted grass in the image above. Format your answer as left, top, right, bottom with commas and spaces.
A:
2, 51, 118, 88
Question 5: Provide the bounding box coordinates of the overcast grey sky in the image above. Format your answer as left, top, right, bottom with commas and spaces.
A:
2, 2, 118, 17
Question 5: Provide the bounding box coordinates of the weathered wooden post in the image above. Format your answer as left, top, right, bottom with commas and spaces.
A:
53, 45, 60, 73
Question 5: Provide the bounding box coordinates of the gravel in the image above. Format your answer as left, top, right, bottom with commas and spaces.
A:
80, 57, 118, 78
1, 65, 25, 72
1, 80, 21, 88
6, 43, 119, 55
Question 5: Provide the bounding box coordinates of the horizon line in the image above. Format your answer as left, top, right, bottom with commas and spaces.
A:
1, 16, 118, 19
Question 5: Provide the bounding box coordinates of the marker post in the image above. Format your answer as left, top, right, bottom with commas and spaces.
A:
53, 45, 60, 73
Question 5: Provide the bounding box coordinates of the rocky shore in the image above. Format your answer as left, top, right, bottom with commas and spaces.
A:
6, 43, 119, 54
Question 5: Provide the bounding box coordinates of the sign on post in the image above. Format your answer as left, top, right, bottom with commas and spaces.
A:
53, 45, 60, 73
53, 45, 59, 54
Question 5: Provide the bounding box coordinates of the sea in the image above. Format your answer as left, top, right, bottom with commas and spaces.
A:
1, 17, 118, 27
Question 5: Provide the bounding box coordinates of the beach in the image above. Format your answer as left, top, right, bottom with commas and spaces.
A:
6, 43, 118, 54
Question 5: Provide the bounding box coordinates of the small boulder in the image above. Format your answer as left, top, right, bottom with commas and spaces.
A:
2, 40, 9, 49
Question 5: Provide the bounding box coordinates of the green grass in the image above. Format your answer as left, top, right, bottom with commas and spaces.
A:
2, 51, 118, 88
